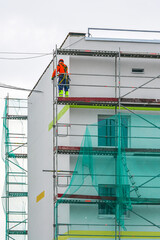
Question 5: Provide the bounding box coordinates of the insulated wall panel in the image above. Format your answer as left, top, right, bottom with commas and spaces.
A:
28, 62, 54, 240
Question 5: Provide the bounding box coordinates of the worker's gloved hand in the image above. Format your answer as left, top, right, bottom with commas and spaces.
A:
68, 76, 71, 82
52, 77, 55, 80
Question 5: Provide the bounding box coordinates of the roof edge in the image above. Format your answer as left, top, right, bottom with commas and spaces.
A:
85, 37, 160, 44
28, 32, 86, 97
60, 32, 86, 49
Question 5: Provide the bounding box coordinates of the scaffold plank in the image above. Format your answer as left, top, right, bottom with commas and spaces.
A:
57, 97, 117, 106
6, 115, 28, 120
57, 194, 160, 205
58, 193, 116, 200
121, 98, 160, 105
57, 48, 160, 59
8, 192, 28, 197
7, 153, 27, 158
57, 97, 160, 107
56, 146, 117, 155
57, 49, 118, 57
56, 146, 160, 155
121, 51, 160, 59
8, 230, 28, 235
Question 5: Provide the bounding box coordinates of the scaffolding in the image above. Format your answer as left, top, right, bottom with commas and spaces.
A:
2, 96, 28, 240
52, 30, 160, 239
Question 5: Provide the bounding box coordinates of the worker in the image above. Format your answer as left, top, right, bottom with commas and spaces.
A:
52, 59, 70, 97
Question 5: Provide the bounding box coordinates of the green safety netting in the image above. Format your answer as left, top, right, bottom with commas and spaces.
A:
57, 114, 132, 232
1, 98, 28, 239
56, 112, 160, 239
1, 99, 10, 212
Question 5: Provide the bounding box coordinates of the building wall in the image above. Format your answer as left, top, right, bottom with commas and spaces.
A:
66, 110, 160, 240
28, 34, 160, 240
28, 62, 54, 240
69, 56, 160, 99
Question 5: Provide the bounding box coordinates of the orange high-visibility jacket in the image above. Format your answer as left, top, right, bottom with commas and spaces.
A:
52, 62, 68, 79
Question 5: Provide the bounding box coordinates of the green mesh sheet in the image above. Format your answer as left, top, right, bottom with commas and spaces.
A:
56, 112, 160, 239
1, 98, 28, 239
1, 99, 9, 213
57, 114, 132, 233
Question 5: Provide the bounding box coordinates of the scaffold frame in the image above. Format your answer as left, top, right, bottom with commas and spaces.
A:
2, 96, 28, 240
52, 34, 160, 240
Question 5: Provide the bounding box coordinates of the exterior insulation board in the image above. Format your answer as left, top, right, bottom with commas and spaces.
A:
28, 62, 53, 240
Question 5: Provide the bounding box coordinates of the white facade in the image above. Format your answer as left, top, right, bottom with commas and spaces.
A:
28, 32, 160, 240
28, 62, 54, 239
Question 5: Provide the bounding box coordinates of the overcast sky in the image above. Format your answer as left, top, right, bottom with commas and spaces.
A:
1, 0, 160, 239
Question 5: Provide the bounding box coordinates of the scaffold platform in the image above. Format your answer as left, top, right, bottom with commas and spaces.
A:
56, 146, 160, 155
6, 115, 28, 120
57, 194, 160, 205
57, 49, 160, 59
57, 97, 160, 107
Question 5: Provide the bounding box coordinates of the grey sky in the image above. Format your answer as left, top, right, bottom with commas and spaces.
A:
1, 0, 160, 92
1, 0, 160, 239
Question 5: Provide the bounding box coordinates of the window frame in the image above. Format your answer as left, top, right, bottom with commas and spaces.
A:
98, 115, 131, 148
98, 184, 130, 219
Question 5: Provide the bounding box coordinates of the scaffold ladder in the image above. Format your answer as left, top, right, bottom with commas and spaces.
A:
122, 156, 141, 198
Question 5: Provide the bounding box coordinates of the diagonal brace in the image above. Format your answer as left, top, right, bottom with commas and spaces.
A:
129, 208, 160, 230
121, 74, 160, 98
120, 105, 160, 130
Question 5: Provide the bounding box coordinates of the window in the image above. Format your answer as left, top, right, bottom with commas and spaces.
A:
98, 184, 130, 217
98, 184, 116, 216
132, 68, 144, 74
98, 115, 129, 148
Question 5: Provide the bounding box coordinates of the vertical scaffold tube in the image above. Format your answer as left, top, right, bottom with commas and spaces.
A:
117, 113, 121, 240
53, 48, 56, 240
53, 49, 55, 240
5, 96, 9, 240
115, 56, 118, 115
55, 45, 58, 240
114, 56, 118, 240
118, 49, 121, 110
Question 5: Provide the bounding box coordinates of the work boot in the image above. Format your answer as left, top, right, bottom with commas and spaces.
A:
59, 90, 63, 97
65, 91, 69, 97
